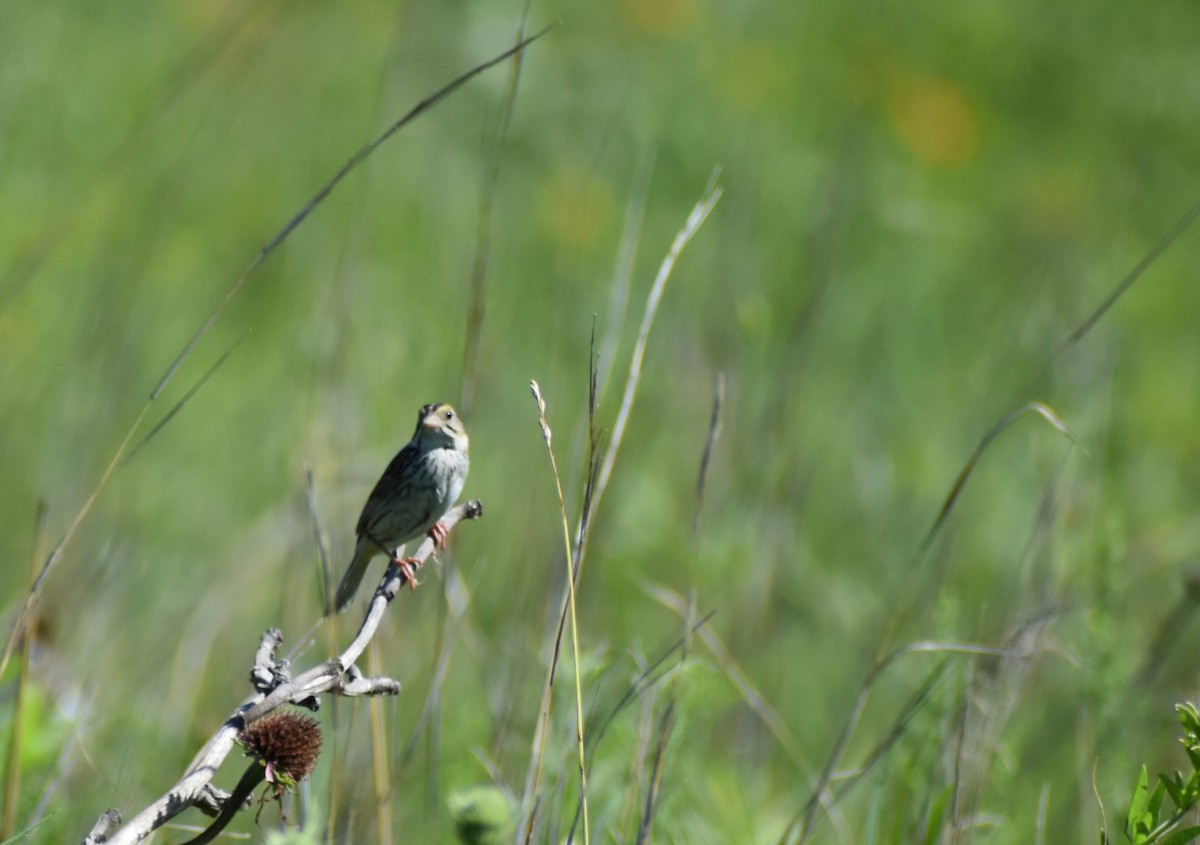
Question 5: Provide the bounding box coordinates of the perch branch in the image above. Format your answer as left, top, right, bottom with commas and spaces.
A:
84, 499, 482, 845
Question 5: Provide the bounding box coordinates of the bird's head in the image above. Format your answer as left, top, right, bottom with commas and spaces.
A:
415, 403, 468, 452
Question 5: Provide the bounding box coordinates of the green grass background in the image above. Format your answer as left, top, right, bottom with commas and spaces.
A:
3, 0, 1200, 842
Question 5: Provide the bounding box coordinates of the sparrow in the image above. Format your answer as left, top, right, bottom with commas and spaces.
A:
332, 402, 469, 613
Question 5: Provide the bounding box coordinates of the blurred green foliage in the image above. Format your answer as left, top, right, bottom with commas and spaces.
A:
3, 0, 1200, 842
1118, 704, 1200, 844
449, 785, 511, 845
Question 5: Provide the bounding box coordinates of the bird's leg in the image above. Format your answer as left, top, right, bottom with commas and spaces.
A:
368, 534, 420, 591
428, 521, 450, 549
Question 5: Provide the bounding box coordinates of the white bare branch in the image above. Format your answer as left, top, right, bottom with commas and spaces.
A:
84, 499, 483, 845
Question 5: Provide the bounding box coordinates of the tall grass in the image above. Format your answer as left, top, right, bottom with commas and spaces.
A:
4, 1, 1200, 843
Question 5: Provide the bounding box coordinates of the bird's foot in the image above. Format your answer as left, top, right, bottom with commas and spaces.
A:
389, 555, 421, 591
428, 521, 450, 549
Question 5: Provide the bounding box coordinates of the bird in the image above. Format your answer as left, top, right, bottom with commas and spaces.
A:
332, 402, 469, 613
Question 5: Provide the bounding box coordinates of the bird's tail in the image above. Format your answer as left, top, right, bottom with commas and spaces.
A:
332, 540, 375, 614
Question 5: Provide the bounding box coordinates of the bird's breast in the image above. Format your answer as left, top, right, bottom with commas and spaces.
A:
424, 447, 469, 506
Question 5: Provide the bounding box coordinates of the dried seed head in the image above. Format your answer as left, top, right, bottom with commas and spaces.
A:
239, 712, 323, 784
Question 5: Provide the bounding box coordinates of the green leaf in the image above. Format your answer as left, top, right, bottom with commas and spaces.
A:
1160, 824, 1200, 845
922, 784, 954, 845
1162, 772, 1186, 808
1128, 766, 1152, 838
1148, 780, 1168, 820
1177, 704, 1200, 736
1184, 772, 1200, 806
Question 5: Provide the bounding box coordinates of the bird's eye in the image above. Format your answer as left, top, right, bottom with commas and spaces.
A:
444, 409, 454, 420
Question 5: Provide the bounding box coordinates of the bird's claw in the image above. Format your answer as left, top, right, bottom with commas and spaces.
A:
389, 554, 421, 591
428, 521, 450, 550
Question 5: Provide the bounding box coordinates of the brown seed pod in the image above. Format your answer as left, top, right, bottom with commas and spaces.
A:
239, 711, 323, 784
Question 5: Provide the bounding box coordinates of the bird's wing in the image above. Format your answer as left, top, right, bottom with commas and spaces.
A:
355, 443, 438, 541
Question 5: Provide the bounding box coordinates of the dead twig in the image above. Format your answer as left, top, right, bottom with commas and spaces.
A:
84, 500, 482, 845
